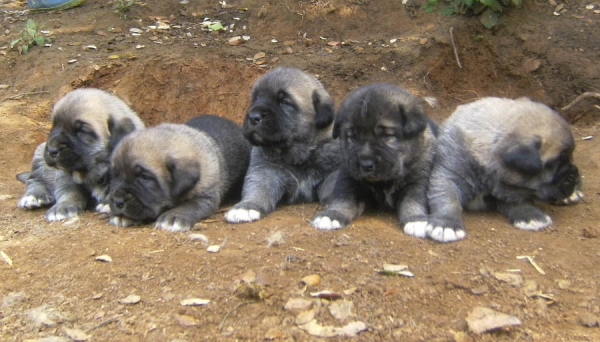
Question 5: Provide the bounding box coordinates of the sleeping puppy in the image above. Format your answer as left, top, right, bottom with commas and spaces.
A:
426, 97, 584, 243
109, 115, 251, 232
224, 67, 342, 223
311, 84, 437, 236
18, 88, 144, 221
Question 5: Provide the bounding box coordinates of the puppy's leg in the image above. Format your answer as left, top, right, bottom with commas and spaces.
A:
156, 194, 219, 232
312, 171, 364, 230
46, 172, 89, 222
225, 168, 286, 223
110, 216, 141, 228
397, 182, 429, 239
426, 168, 467, 243
497, 201, 552, 231
18, 175, 55, 209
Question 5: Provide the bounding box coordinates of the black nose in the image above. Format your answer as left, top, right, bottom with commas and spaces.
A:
248, 112, 263, 125
46, 146, 59, 159
359, 159, 375, 172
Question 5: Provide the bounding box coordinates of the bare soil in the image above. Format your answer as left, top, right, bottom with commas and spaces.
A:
1, 0, 599, 341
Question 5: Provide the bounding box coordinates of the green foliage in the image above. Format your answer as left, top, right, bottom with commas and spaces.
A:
113, 0, 135, 19
423, 0, 522, 28
10, 19, 51, 55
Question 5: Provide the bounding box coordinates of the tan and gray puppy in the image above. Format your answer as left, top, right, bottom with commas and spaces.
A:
427, 97, 584, 243
225, 67, 342, 223
18, 88, 144, 221
311, 84, 438, 235
109, 115, 251, 232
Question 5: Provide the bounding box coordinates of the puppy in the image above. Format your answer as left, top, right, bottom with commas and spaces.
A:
18, 88, 144, 221
426, 97, 584, 243
109, 115, 251, 232
224, 67, 342, 223
311, 84, 437, 236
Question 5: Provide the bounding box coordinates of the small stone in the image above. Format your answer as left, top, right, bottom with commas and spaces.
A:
329, 300, 355, 321
228, 36, 244, 46
180, 298, 210, 306
119, 294, 141, 305
420, 38, 429, 45
284, 298, 314, 312
524, 59, 542, 73
95, 255, 112, 262
207, 245, 220, 253
557, 279, 571, 290
63, 328, 90, 341
283, 47, 293, 54
466, 306, 522, 334
494, 272, 523, 287
265, 327, 284, 340
471, 285, 489, 295
579, 312, 599, 327
582, 227, 598, 238
174, 313, 200, 327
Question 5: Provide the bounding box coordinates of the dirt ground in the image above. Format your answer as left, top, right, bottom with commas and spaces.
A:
0, 0, 599, 341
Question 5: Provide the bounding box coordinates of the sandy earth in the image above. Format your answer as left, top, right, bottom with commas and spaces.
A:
0, 0, 599, 341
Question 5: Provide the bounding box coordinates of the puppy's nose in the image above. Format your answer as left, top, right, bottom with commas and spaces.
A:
46, 146, 59, 159
248, 112, 263, 125
359, 159, 375, 172
112, 198, 125, 210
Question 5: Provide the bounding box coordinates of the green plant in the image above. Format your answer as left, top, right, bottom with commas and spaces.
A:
423, 0, 523, 28
113, 0, 135, 19
10, 19, 51, 54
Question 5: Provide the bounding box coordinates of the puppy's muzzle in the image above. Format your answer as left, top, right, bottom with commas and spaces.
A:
359, 159, 376, 173
248, 111, 264, 125
44, 134, 68, 167
110, 190, 134, 215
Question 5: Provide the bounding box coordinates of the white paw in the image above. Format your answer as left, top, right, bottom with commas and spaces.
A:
513, 215, 552, 231
110, 216, 136, 228
155, 219, 190, 233
225, 208, 261, 223
312, 216, 342, 230
46, 210, 75, 222
559, 190, 584, 205
426, 224, 466, 243
403, 221, 428, 238
19, 195, 48, 209
96, 203, 111, 214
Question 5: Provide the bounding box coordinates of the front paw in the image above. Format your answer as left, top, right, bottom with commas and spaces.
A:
557, 189, 584, 206
512, 215, 552, 231
403, 221, 428, 239
19, 193, 54, 209
311, 210, 351, 231
155, 213, 194, 232
46, 203, 83, 222
225, 207, 262, 223
110, 216, 140, 228
96, 202, 111, 214
426, 217, 466, 243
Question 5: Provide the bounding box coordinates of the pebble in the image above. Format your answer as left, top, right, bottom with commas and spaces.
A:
284, 298, 314, 312
579, 312, 599, 327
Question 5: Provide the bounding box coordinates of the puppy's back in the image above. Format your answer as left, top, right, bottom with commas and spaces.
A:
186, 115, 251, 199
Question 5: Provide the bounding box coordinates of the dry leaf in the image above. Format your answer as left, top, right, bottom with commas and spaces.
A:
95, 254, 112, 262
466, 306, 522, 334
310, 290, 342, 300
180, 298, 210, 306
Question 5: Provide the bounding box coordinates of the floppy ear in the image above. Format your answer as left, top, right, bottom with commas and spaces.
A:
108, 117, 137, 152
500, 136, 543, 175
332, 110, 346, 139
312, 90, 335, 129
400, 104, 428, 139
167, 159, 200, 200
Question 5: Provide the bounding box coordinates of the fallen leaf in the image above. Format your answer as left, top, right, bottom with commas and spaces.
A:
295, 310, 315, 325
494, 272, 523, 287
300, 274, 321, 287
95, 254, 112, 262
284, 298, 314, 312
299, 320, 367, 337
466, 306, 522, 334
329, 300, 355, 320
1, 250, 13, 266
310, 290, 342, 300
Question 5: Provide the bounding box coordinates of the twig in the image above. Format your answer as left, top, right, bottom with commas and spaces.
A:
219, 301, 253, 331
449, 27, 462, 69
85, 316, 119, 333
7, 91, 50, 100
561, 92, 600, 111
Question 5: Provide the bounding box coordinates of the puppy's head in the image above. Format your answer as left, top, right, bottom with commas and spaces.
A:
109, 126, 200, 222
242, 67, 334, 149
44, 88, 143, 184
494, 101, 579, 203
333, 84, 432, 182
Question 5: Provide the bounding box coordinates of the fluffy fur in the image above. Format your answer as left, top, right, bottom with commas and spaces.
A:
427, 97, 583, 242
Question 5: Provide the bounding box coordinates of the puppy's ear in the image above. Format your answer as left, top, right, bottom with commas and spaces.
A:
500, 136, 543, 175
332, 111, 347, 139
108, 117, 137, 151
400, 105, 428, 139
167, 159, 200, 199
312, 90, 335, 129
